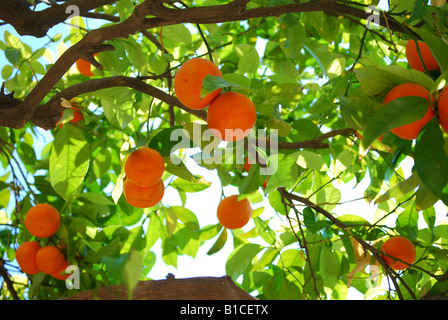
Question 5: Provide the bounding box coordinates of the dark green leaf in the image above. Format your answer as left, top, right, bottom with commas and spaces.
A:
361, 96, 429, 151
415, 118, 448, 204
201, 75, 241, 98
207, 227, 227, 255
49, 125, 90, 200
148, 125, 193, 157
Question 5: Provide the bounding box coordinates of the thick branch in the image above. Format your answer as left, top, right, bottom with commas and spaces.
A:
0, 260, 20, 300
32, 76, 207, 129
0, 0, 118, 37
1, 0, 414, 129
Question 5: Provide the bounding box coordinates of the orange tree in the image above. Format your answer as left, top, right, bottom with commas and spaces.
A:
0, 0, 448, 301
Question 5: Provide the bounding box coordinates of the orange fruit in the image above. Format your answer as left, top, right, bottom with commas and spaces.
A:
381, 236, 416, 271
58, 106, 83, 128
437, 85, 448, 133
406, 40, 440, 73
123, 178, 164, 208
173, 58, 223, 110
24, 203, 61, 238
207, 91, 257, 142
124, 147, 165, 187
35, 246, 66, 275
15, 241, 41, 275
51, 261, 70, 280
217, 195, 252, 229
76, 53, 98, 77
383, 83, 434, 140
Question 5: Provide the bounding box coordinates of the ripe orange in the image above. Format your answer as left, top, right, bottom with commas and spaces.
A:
383, 83, 434, 140
51, 261, 69, 280
207, 91, 257, 142
76, 53, 98, 77
217, 195, 252, 229
123, 178, 165, 208
15, 241, 41, 275
437, 85, 448, 133
58, 106, 83, 128
173, 58, 223, 110
381, 236, 416, 271
405, 40, 440, 73
24, 203, 61, 238
35, 246, 67, 275
124, 147, 165, 187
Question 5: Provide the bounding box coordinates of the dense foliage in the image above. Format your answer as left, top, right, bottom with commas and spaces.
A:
0, 0, 447, 300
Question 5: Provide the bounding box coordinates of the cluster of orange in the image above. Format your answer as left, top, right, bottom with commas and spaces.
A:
123, 147, 165, 208
173, 58, 257, 229
16, 204, 69, 280
376, 40, 447, 141
173, 58, 257, 142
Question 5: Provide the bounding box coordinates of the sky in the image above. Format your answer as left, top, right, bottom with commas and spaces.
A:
1, 0, 447, 300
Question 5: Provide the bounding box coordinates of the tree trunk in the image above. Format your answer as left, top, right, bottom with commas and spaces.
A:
60, 276, 257, 300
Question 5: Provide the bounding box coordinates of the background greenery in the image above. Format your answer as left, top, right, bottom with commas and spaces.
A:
0, 0, 447, 300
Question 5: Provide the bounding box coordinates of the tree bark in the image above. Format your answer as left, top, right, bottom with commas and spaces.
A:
60, 276, 257, 300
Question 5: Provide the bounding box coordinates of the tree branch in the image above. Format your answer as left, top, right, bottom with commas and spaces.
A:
0, 259, 20, 300
0, 0, 415, 130
0, 0, 118, 38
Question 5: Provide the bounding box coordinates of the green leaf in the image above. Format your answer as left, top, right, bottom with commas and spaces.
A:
92, 145, 111, 179
294, 150, 328, 171
374, 172, 421, 204
162, 24, 192, 45
169, 206, 200, 231
303, 207, 332, 233
416, 184, 439, 211
268, 189, 289, 215
183, 122, 219, 151
207, 226, 227, 255
164, 157, 197, 183
340, 95, 383, 131
265, 153, 301, 193
415, 118, 448, 205
4, 47, 21, 66
407, 0, 428, 23
162, 236, 178, 267
148, 125, 192, 157
235, 44, 259, 75
164, 207, 177, 237
96, 87, 135, 128
319, 247, 341, 288
226, 243, 264, 281
174, 225, 200, 258
2, 65, 13, 79
361, 96, 430, 152
396, 205, 419, 240
79, 192, 115, 206
200, 75, 240, 98
122, 250, 144, 299
253, 217, 276, 245
354, 65, 435, 97
49, 125, 90, 200
170, 176, 211, 193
